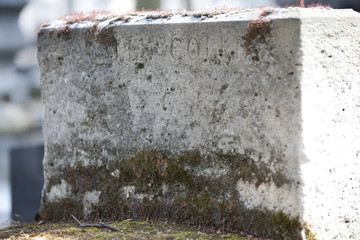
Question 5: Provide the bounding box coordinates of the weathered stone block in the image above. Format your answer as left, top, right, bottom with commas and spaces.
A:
37, 8, 360, 239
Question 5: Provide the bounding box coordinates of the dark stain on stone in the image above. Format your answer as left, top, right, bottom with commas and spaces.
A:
37, 28, 47, 38
220, 84, 228, 94
95, 26, 118, 54
218, 49, 223, 57
55, 26, 72, 41
242, 20, 272, 61
135, 62, 145, 73
238, 158, 290, 188
57, 57, 64, 65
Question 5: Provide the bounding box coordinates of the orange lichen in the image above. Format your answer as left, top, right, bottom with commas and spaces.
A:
242, 19, 272, 61
56, 8, 247, 24
60, 10, 116, 24
285, 2, 332, 8
56, 26, 71, 40
259, 9, 273, 17
306, 3, 332, 8
145, 10, 174, 19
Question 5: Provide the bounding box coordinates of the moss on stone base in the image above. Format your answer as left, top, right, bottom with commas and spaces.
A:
40, 149, 302, 239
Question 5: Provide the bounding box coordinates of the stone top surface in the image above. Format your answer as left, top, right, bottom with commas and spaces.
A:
39, 7, 359, 31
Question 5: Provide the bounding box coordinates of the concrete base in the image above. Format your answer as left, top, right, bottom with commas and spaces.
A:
37, 8, 360, 239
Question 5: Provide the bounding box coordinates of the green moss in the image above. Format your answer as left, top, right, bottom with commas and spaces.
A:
238, 158, 290, 187
303, 222, 318, 240
161, 231, 207, 239
107, 149, 195, 193
0, 220, 252, 240
92, 231, 119, 239
222, 234, 247, 240
272, 170, 292, 187
196, 192, 214, 210
178, 150, 202, 167
306, 230, 318, 240
180, 191, 217, 217
55, 227, 83, 236
269, 211, 302, 239
41, 198, 83, 222
239, 158, 262, 186
40, 148, 298, 239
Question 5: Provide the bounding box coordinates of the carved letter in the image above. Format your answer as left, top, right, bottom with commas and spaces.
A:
170, 37, 182, 60
188, 37, 200, 59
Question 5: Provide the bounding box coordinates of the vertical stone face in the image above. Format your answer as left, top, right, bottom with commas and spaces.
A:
38, 8, 360, 239
299, 10, 360, 240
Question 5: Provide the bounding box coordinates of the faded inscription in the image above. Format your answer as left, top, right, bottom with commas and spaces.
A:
116, 33, 244, 64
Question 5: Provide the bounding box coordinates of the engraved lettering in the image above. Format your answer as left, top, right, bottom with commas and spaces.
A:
236, 37, 242, 59
219, 36, 224, 56
188, 37, 200, 59
205, 36, 209, 58
127, 38, 131, 60
170, 37, 182, 60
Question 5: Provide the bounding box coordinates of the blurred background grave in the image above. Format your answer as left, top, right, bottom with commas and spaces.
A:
0, 0, 359, 229
10, 145, 44, 224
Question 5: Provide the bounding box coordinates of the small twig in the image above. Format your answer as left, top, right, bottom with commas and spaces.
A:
99, 222, 121, 232
71, 215, 120, 232
40, 227, 51, 232
71, 215, 82, 225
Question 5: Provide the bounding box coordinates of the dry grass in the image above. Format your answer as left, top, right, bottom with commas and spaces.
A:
0, 220, 257, 240
285, 2, 332, 8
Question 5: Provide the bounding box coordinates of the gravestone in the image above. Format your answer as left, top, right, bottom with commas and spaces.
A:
37, 8, 360, 239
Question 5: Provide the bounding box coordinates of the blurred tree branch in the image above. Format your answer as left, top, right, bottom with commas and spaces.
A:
297, 0, 305, 7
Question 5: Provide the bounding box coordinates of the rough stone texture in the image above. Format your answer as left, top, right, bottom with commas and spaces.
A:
37, 8, 360, 239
